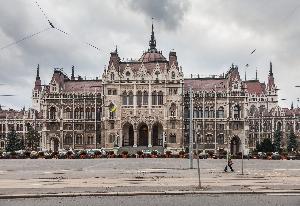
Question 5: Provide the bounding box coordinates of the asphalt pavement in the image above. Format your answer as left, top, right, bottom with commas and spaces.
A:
0, 194, 299, 206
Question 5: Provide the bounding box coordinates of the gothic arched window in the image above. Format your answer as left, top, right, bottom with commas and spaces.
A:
49, 106, 56, 120
152, 91, 157, 105
122, 91, 127, 105
217, 107, 224, 118
111, 72, 114, 81
65, 134, 72, 145
86, 108, 91, 119
143, 91, 148, 105
137, 91, 142, 106
128, 91, 134, 105
233, 105, 240, 119
158, 91, 163, 105
204, 107, 209, 118
210, 106, 215, 118
170, 103, 176, 117
74, 108, 80, 119
65, 108, 72, 119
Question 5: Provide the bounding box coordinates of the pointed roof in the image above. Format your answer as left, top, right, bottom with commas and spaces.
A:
139, 22, 166, 63
149, 22, 157, 52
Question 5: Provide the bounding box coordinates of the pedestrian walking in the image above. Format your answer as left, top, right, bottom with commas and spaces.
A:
224, 157, 234, 172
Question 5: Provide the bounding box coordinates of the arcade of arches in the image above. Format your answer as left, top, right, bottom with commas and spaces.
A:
122, 122, 164, 147
230, 136, 241, 155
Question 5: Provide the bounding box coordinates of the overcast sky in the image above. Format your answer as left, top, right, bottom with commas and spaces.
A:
0, 0, 300, 110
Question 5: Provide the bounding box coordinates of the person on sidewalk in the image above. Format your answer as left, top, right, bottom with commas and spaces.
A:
224, 157, 234, 172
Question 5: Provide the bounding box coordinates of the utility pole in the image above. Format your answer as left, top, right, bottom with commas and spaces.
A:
189, 87, 193, 169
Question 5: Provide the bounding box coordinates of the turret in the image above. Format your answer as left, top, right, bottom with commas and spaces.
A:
32, 64, 42, 112
267, 61, 275, 90
169, 51, 178, 67
266, 61, 278, 110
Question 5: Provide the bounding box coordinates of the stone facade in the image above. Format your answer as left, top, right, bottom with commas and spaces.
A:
0, 25, 299, 153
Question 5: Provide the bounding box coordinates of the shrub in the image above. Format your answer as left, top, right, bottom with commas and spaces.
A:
122, 151, 128, 156
10, 151, 17, 159
51, 151, 59, 158
207, 151, 214, 158
165, 151, 172, 157
136, 151, 143, 157
38, 151, 45, 158
151, 150, 158, 156
94, 150, 101, 157
108, 151, 115, 158
179, 151, 185, 157
24, 151, 31, 158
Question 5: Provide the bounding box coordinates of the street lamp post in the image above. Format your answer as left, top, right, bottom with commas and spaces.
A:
189, 87, 193, 169
196, 130, 201, 188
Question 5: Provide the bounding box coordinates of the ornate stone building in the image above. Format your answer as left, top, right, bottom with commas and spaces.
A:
0, 25, 299, 153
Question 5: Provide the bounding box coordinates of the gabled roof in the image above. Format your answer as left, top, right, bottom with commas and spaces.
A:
243, 80, 266, 95
184, 78, 227, 92
63, 80, 102, 93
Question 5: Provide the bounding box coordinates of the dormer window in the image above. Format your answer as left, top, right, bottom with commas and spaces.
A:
155, 71, 160, 81
171, 71, 175, 79
126, 71, 130, 81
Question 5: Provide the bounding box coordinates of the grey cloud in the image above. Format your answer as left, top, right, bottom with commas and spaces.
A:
0, 0, 300, 109
127, 0, 190, 30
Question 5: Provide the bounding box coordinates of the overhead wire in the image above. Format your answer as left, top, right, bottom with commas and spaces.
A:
0, 27, 52, 50
35, 0, 50, 22
54, 27, 101, 51
35, 0, 101, 52
1, 1, 101, 52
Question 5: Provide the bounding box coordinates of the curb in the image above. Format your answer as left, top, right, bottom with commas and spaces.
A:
0, 190, 299, 199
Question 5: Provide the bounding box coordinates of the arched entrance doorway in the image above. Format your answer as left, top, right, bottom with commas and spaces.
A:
138, 123, 148, 146
152, 122, 163, 146
50, 137, 59, 152
122, 123, 134, 146
230, 136, 240, 155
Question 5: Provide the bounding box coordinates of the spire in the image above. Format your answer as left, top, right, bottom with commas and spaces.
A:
36, 64, 40, 80
269, 61, 273, 76
291, 102, 294, 110
115, 45, 118, 54
71, 65, 75, 80
149, 19, 157, 52
255, 69, 258, 80
245, 70, 247, 81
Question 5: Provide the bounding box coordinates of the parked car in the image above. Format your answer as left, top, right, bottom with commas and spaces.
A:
258, 152, 267, 159
287, 154, 296, 160
272, 152, 281, 160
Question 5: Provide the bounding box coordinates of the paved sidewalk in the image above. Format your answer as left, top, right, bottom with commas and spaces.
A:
0, 159, 299, 197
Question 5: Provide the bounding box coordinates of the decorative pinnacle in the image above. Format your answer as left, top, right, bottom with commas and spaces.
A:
269, 61, 273, 76
149, 18, 157, 52
36, 64, 40, 80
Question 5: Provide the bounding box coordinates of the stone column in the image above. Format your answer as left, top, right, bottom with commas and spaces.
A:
148, 126, 152, 147
134, 83, 137, 116
119, 130, 123, 147
133, 129, 137, 147
149, 81, 152, 115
